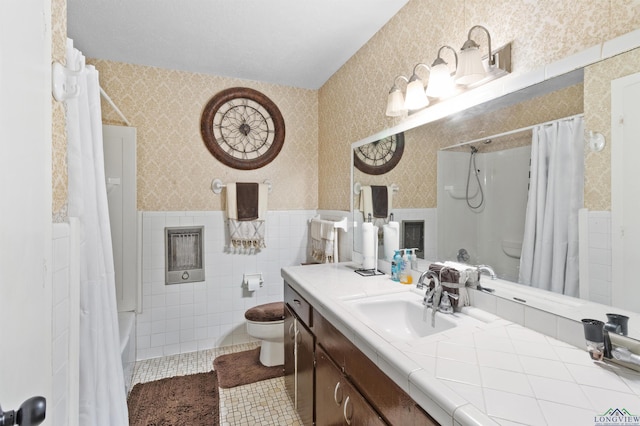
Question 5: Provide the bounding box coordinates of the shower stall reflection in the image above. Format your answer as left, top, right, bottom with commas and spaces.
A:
437, 144, 531, 282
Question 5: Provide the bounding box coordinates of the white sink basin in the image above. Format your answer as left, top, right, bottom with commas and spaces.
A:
343, 291, 487, 341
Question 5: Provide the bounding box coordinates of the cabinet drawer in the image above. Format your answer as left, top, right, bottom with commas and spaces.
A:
285, 282, 312, 326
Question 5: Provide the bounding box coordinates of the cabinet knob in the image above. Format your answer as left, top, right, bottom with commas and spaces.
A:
333, 381, 343, 405
343, 395, 352, 425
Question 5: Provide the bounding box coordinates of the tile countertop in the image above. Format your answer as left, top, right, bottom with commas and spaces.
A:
281, 262, 640, 426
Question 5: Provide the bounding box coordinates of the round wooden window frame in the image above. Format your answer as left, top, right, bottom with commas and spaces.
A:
200, 87, 285, 170
353, 132, 405, 175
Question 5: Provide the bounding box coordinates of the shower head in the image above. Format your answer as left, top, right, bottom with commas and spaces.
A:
470, 145, 478, 153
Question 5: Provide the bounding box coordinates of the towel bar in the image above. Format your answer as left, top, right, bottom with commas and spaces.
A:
309, 214, 348, 231
353, 182, 399, 195
211, 178, 272, 194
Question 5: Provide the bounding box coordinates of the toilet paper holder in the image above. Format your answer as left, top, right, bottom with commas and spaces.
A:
243, 272, 263, 290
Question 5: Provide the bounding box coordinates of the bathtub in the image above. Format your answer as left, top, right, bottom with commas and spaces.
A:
118, 311, 136, 394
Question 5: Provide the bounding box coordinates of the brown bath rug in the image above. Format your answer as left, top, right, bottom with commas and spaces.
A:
213, 347, 284, 388
128, 371, 219, 426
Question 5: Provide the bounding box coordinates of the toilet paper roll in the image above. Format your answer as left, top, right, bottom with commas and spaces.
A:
246, 276, 261, 291
362, 222, 376, 270
383, 221, 400, 261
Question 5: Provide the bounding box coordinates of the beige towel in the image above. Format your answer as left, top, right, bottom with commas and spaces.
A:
310, 218, 336, 263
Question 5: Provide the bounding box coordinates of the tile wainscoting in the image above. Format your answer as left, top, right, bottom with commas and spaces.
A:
137, 209, 350, 360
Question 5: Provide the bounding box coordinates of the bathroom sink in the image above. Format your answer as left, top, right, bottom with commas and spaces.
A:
343, 291, 486, 341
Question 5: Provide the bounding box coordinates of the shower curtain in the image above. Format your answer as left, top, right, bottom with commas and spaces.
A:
519, 116, 584, 297
64, 39, 129, 425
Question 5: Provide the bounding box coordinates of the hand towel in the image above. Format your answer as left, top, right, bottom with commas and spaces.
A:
359, 185, 394, 220
427, 263, 473, 307
226, 182, 268, 249
310, 218, 337, 263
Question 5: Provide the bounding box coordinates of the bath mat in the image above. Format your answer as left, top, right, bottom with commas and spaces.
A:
127, 371, 219, 426
213, 347, 284, 388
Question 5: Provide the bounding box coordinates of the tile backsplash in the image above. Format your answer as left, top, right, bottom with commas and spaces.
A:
137, 209, 350, 360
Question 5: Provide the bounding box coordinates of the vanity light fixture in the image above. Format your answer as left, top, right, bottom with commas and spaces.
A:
385, 75, 409, 117
404, 63, 430, 111
384, 25, 511, 117
456, 25, 512, 86
425, 45, 458, 99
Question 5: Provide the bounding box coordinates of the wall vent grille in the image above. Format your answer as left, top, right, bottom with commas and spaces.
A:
165, 226, 204, 284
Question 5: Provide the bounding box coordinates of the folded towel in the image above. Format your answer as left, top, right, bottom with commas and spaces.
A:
226, 182, 268, 249
226, 183, 268, 221
310, 218, 337, 263
371, 185, 388, 218
359, 185, 393, 220
427, 263, 474, 308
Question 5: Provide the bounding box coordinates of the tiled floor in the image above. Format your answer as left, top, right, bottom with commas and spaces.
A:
130, 342, 302, 425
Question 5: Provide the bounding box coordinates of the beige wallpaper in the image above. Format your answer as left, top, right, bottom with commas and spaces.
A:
52, 0, 67, 220
50, 1, 640, 215
320, 0, 640, 210
91, 60, 318, 211
353, 84, 584, 209
583, 48, 640, 211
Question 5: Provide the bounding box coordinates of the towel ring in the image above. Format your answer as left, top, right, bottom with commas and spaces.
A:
211, 178, 273, 194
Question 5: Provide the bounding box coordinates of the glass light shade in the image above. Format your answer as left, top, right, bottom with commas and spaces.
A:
404, 78, 429, 110
425, 62, 455, 98
385, 89, 406, 117
455, 46, 486, 85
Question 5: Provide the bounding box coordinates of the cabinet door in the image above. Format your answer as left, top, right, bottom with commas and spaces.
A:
284, 304, 296, 405
316, 347, 385, 426
297, 319, 315, 426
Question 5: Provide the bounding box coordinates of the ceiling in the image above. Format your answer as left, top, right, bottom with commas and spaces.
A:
67, 0, 409, 90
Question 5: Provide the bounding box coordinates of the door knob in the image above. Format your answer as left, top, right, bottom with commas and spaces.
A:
0, 396, 46, 426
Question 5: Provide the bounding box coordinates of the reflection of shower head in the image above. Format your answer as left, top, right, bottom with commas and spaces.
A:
470, 145, 478, 153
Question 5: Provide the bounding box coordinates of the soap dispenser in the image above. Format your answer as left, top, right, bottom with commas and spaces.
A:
409, 248, 418, 270
391, 250, 402, 282
400, 249, 412, 284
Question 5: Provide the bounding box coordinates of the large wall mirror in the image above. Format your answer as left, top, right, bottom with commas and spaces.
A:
351, 45, 640, 317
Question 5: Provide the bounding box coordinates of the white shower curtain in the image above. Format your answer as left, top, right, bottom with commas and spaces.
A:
519, 116, 584, 297
64, 39, 129, 425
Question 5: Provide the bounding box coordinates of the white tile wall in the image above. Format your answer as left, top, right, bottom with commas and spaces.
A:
137, 209, 341, 360
587, 211, 612, 306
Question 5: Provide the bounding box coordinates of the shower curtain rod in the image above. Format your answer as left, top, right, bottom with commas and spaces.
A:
441, 113, 584, 151
100, 87, 131, 126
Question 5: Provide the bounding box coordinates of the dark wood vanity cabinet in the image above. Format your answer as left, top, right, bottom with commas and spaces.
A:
284, 285, 314, 426
316, 346, 385, 425
284, 282, 439, 426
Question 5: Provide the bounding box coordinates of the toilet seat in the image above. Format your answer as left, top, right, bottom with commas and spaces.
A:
244, 301, 284, 322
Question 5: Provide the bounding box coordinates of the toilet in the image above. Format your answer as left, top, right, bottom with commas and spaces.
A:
245, 302, 285, 367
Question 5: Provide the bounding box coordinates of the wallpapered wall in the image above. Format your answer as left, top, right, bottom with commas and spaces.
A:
88, 60, 318, 212
319, 0, 640, 211
584, 47, 640, 211
51, 0, 640, 216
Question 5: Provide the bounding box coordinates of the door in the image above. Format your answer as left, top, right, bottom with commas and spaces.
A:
611, 72, 640, 312
103, 125, 137, 312
0, 0, 53, 417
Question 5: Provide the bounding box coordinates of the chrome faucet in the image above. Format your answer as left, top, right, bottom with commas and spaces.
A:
417, 270, 442, 327
477, 264, 497, 280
